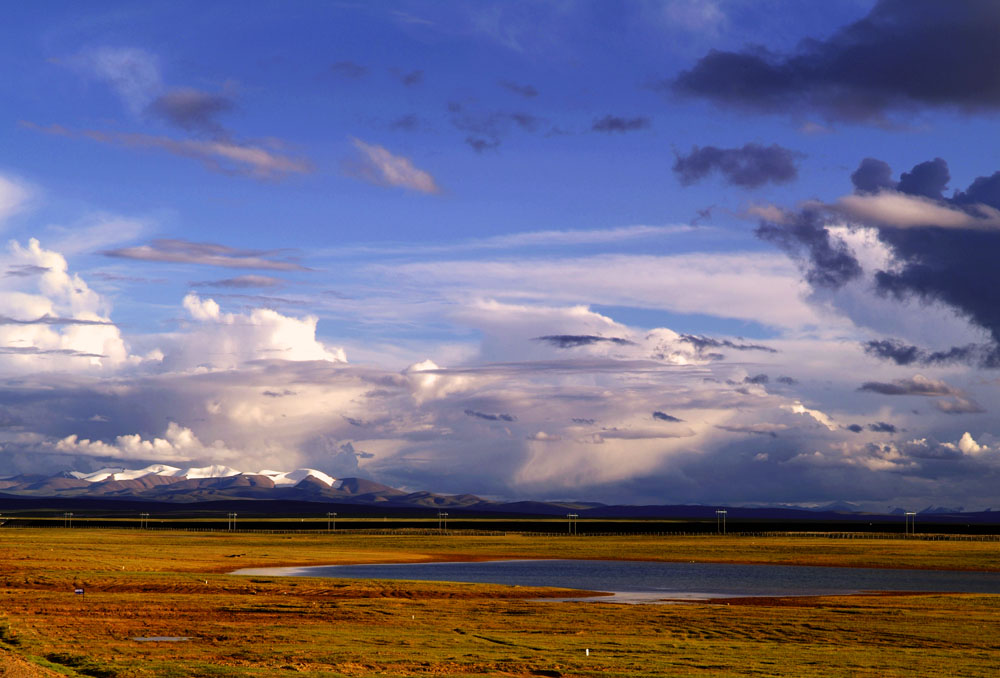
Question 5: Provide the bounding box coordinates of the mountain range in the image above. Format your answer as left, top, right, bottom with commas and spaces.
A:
0, 464, 995, 522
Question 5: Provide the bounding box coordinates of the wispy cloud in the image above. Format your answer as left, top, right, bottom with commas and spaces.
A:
376, 252, 820, 330
189, 275, 284, 289
0, 315, 113, 326
465, 408, 517, 422
592, 115, 651, 133
316, 224, 697, 258
22, 122, 311, 180
330, 61, 368, 78
102, 239, 309, 271
0, 174, 33, 227
4, 264, 49, 278
499, 80, 538, 98
536, 335, 635, 348
392, 69, 424, 86
0, 346, 106, 358
858, 375, 960, 397
72, 46, 162, 114
347, 138, 441, 194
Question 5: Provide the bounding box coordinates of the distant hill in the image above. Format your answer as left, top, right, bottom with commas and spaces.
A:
1, 464, 998, 525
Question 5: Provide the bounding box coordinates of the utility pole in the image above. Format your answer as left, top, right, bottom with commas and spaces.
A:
716, 509, 727, 535
567, 513, 579, 535
327, 512, 337, 533
904, 511, 916, 536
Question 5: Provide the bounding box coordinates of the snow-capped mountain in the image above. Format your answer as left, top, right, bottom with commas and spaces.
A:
258, 468, 340, 488
0, 465, 477, 507
68, 464, 336, 487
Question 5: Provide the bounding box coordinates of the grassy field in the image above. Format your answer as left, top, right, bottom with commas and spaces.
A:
1, 529, 999, 676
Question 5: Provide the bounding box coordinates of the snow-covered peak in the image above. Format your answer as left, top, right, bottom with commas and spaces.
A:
71, 464, 184, 482
258, 468, 336, 487
70, 467, 126, 482
180, 465, 241, 479
68, 464, 335, 485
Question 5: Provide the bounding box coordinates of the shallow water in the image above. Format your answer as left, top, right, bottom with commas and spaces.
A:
233, 559, 1000, 601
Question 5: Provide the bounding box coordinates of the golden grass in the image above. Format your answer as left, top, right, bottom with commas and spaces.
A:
1, 529, 999, 677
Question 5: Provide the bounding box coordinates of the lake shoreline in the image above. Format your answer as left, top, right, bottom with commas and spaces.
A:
232, 558, 1000, 602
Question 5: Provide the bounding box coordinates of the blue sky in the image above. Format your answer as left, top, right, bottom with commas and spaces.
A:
3, 0, 1000, 510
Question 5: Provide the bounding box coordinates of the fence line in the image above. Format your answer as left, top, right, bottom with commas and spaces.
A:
2, 522, 999, 541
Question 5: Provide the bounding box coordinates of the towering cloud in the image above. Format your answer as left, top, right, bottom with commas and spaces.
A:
0, 239, 131, 373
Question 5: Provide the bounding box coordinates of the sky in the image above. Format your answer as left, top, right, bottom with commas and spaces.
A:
3, 0, 1000, 510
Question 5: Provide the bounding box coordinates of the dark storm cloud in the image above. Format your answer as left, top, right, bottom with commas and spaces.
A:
896, 158, 950, 200
846, 424, 864, 433
776, 376, 798, 385
862, 339, 922, 365
652, 411, 682, 422
851, 158, 895, 194
535, 335, 636, 349
771, 156, 1000, 365
872, 212, 1000, 359
953, 170, 1000, 208
464, 408, 516, 423
850, 155, 964, 201
591, 115, 650, 133
862, 339, 986, 368
858, 377, 958, 397
499, 80, 538, 98
571, 417, 596, 425
147, 88, 234, 137
678, 334, 777, 354
330, 61, 368, 78
670, 0, 1000, 123
743, 374, 769, 385
869, 421, 898, 433
673, 143, 799, 188
756, 209, 862, 289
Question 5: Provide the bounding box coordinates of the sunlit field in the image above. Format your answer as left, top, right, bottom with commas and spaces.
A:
1, 529, 999, 677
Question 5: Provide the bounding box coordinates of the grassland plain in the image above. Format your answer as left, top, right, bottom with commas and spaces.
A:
0, 529, 999, 677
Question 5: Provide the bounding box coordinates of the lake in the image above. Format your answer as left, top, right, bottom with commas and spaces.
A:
232, 559, 1000, 602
